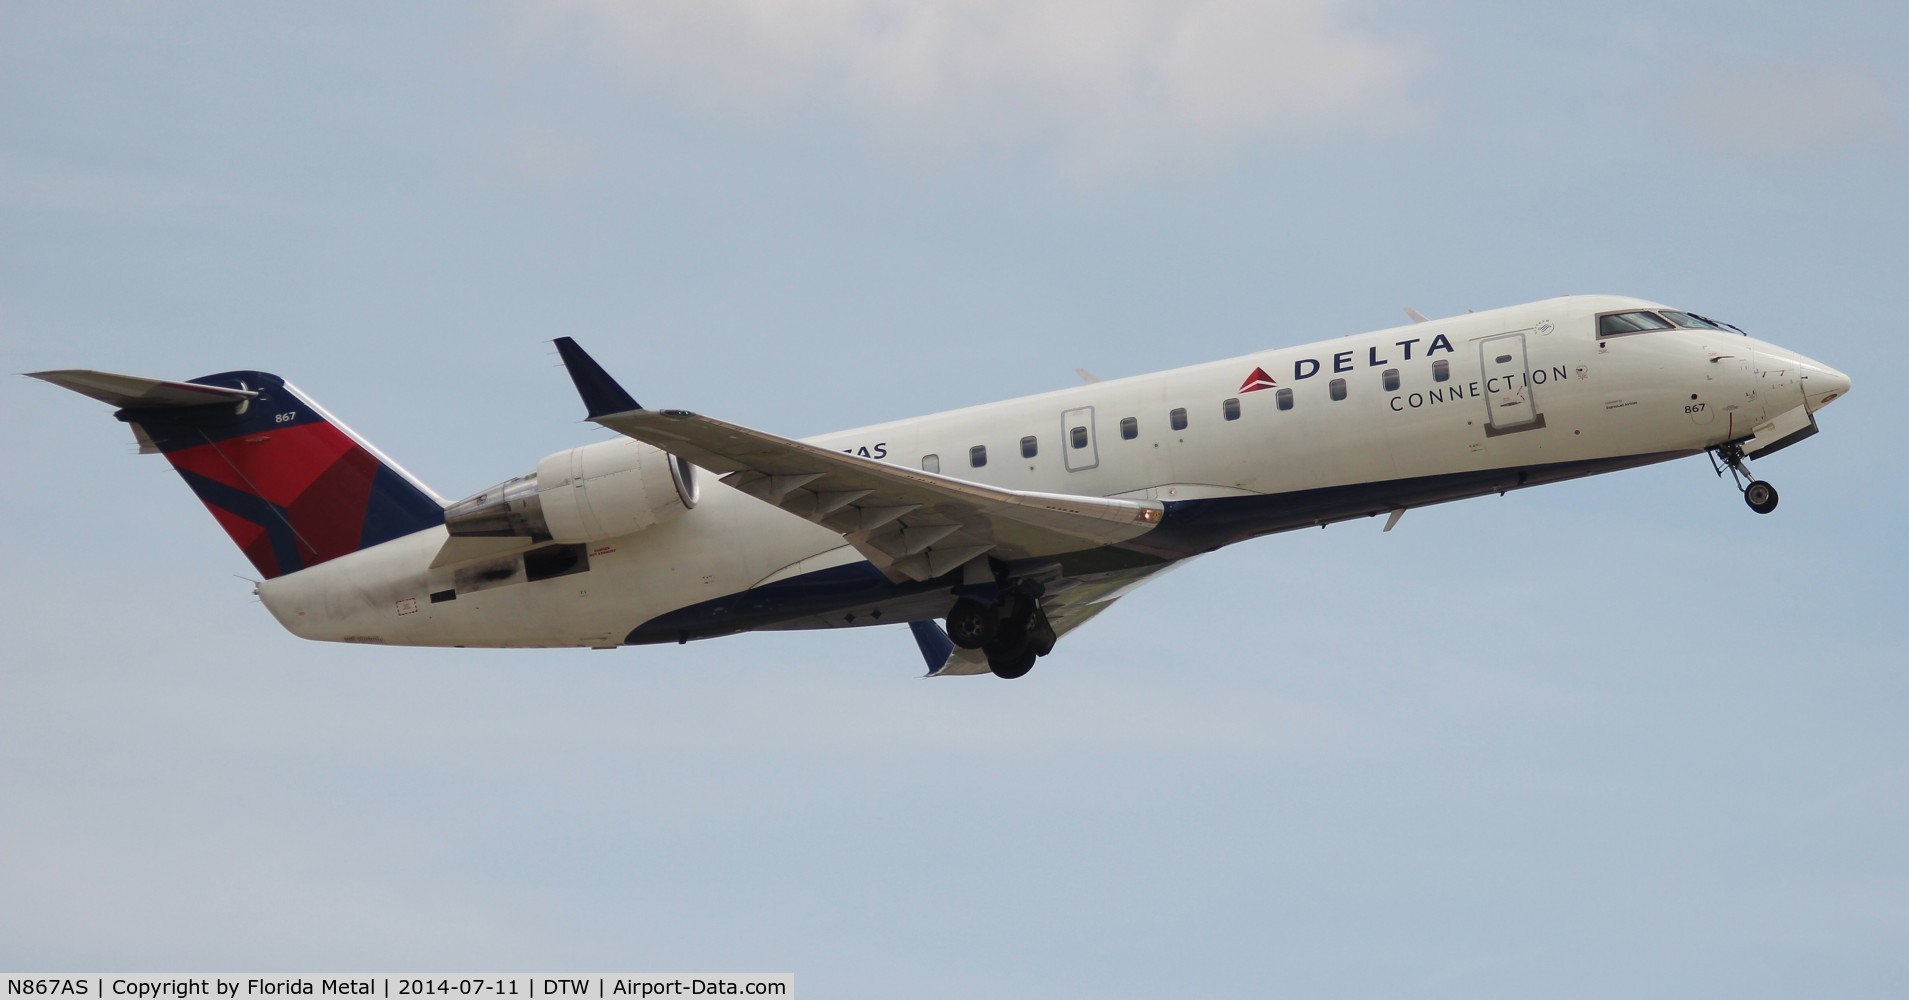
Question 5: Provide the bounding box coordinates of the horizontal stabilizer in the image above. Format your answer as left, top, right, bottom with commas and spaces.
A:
27, 369, 259, 409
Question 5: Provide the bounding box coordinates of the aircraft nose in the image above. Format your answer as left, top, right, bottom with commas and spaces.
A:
1800, 358, 1852, 412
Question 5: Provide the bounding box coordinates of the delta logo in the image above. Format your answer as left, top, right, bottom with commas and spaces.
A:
1237, 367, 1277, 393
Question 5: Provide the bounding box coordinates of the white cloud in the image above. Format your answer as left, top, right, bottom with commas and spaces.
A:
1669, 60, 1901, 158
545, 0, 1428, 181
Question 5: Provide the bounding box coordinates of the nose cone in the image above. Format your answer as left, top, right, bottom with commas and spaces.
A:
1800, 357, 1852, 412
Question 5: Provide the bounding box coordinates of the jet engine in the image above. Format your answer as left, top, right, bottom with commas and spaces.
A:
444, 438, 699, 543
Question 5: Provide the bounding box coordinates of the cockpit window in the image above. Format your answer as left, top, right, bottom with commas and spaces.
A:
1662, 310, 1747, 335
1601, 308, 1748, 337
1597, 311, 1675, 337
1659, 310, 1718, 330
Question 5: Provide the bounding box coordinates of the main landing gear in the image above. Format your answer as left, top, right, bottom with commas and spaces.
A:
945, 586, 1058, 680
1710, 442, 1779, 514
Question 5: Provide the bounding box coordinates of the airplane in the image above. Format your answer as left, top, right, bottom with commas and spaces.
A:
30, 294, 1849, 679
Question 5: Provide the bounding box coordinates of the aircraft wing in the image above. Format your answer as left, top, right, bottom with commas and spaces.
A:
554, 338, 1166, 584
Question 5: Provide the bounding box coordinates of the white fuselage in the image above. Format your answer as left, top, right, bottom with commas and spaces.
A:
256, 295, 1845, 648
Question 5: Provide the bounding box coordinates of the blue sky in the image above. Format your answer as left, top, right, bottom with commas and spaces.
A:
3, 2, 1904, 995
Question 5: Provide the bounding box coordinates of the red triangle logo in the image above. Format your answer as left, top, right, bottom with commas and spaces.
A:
1238, 366, 1277, 393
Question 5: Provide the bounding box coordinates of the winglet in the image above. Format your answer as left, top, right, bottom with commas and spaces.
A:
553, 337, 642, 418
909, 620, 955, 676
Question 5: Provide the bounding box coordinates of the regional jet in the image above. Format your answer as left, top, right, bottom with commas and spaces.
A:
31, 295, 1848, 678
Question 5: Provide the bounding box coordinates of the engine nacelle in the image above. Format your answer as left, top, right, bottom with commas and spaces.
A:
535, 438, 699, 542
445, 438, 699, 543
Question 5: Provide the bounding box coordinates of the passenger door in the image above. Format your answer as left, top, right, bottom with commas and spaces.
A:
1479, 333, 1545, 435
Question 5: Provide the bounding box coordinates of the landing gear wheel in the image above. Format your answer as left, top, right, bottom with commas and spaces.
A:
958, 581, 1052, 678
945, 598, 996, 650
1710, 444, 1780, 516
988, 642, 1037, 679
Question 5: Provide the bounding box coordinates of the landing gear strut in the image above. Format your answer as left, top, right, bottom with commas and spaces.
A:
1710, 442, 1779, 514
943, 584, 1057, 679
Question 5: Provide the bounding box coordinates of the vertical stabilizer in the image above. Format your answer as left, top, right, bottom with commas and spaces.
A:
31, 368, 444, 579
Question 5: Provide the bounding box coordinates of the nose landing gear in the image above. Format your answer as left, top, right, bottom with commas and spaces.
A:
944, 586, 1058, 679
1710, 442, 1779, 514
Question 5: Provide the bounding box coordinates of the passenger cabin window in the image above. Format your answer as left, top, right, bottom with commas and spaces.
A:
1222, 397, 1241, 421
1070, 425, 1088, 449
1276, 388, 1294, 410
969, 445, 987, 468
1432, 360, 1450, 383
1120, 416, 1138, 440
1597, 311, 1675, 337
1170, 408, 1188, 431
1329, 378, 1347, 401
1383, 369, 1400, 391
1020, 436, 1038, 459
922, 453, 939, 473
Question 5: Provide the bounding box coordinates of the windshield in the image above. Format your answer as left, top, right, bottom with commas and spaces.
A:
1659, 310, 1719, 329
1597, 311, 1674, 336
1598, 309, 1747, 337
1661, 310, 1745, 334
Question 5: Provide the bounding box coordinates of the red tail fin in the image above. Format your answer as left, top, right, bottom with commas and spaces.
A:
34, 368, 444, 578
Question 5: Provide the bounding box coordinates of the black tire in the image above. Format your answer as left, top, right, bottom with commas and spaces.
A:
991, 610, 1029, 652
1745, 480, 1779, 514
945, 597, 996, 649
989, 642, 1037, 679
